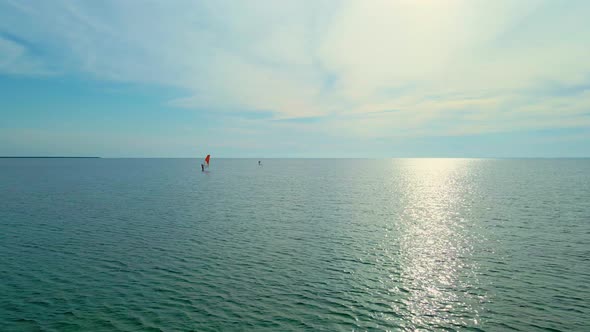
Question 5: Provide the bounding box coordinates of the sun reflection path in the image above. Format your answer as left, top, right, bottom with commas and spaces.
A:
393, 159, 485, 330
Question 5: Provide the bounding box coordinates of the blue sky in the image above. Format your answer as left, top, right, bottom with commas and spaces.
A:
1, 0, 589, 157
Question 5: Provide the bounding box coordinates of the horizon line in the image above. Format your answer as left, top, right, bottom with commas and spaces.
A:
2, 156, 589, 159
0, 156, 101, 158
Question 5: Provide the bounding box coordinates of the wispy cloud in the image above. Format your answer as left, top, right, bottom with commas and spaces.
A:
1, 0, 589, 153
0, 34, 53, 75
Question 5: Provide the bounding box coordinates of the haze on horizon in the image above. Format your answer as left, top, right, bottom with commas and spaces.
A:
1, 0, 589, 158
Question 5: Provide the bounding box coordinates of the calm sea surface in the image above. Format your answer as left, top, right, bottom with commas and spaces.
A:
1, 158, 589, 331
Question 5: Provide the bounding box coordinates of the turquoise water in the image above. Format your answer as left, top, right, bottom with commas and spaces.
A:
1, 158, 589, 331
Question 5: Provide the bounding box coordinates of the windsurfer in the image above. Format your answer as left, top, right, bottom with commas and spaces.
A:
201, 164, 204, 172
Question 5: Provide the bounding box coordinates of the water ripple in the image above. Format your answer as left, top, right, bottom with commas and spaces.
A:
1, 158, 589, 331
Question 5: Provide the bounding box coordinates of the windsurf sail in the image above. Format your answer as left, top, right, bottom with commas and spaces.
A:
204, 154, 210, 168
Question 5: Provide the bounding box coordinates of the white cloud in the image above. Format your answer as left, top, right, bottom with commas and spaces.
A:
1, 0, 589, 138
0, 36, 52, 75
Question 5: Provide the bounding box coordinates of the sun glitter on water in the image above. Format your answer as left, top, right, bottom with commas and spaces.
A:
394, 159, 485, 329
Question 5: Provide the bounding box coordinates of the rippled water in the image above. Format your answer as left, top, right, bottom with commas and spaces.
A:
1, 158, 589, 331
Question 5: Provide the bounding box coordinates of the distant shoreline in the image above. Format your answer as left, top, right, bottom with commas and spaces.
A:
0, 156, 101, 158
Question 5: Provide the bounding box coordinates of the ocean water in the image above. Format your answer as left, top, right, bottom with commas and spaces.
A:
1, 158, 589, 331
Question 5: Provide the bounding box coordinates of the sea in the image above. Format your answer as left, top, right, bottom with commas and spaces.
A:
1, 158, 589, 331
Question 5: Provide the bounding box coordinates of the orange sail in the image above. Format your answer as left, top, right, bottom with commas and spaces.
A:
205, 154, 210, 166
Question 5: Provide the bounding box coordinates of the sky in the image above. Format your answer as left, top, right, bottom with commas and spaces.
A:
1, 0, 589, 158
